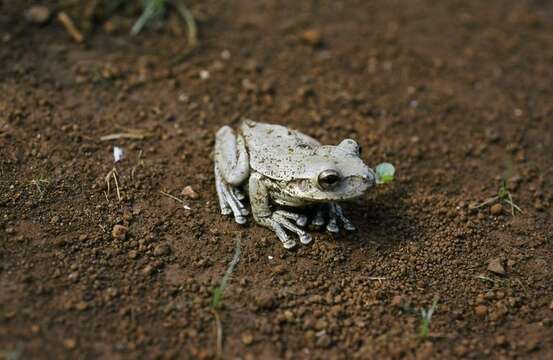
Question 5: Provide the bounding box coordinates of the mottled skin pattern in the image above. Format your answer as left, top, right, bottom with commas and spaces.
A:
214, 119, 376, 249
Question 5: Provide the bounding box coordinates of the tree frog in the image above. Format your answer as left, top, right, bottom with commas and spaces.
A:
214, 119, 376, 249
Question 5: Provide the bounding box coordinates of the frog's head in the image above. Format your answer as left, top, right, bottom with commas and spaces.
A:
281, 139, 376, 203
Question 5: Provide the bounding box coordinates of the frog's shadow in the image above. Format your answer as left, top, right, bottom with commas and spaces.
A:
336, 186, 417, 250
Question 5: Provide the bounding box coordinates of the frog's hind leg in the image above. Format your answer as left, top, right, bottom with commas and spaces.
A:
214, 126, 250, 224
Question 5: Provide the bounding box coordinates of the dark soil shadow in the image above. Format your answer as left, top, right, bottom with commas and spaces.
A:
343, 185, 421, 250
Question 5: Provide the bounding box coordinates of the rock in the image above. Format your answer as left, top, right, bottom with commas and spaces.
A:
254, 292, 276, 310
142, 265, 155, 276
485, 128, 501, 143
526, 334, 541, 352
314, 319, 328, 331
315, 334, 332, 348
153, 244, 171, 257
63, 338, 77, 349
111, 225, 128, 240
390, 295, 404, 307
488, 258, 506, 275
495, 335, 507, 346
299, 29, 323, 47
25, 5, 51, 25
475, 305, 488, 317
241, 333, 254, 345
181, 185, 199, 199
128, 250, 138, 259
490, 203, 503, 215
75, 301, 88, 311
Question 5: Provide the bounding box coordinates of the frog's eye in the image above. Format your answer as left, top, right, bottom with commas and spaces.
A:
317, 169, 341, 190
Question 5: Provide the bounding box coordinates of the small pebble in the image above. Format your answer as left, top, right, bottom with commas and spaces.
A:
241, 333, 254, 345
111, 225, 128, 240
63, 338, 77, 350
142, 265, 155, 276
488, 258, 506, 275
475, 305, 488, 317
314, 319, 328, 331
299, 29, 323, 46
25, 5, 51, 25
490, 203, 503, 216
153, 244, 171, 257
75, 301, 88, 311
181, 185, 199, 199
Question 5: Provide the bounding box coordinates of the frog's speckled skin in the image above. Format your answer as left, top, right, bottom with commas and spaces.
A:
214, 119, 376, 249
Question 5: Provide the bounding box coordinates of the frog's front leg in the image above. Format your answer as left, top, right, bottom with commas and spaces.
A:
214, 126, 250, 224
249, 172, 312, 249
313, 203, 356, 233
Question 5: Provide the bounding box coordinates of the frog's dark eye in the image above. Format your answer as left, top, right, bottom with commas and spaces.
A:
317, 170, 341, 190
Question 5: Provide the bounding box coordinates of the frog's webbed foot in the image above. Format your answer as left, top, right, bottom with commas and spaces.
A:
215, 165, 249, 224
312, 203, 356, 233
257, 210, 312, 249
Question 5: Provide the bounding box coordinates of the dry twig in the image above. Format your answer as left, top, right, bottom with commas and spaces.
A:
159, 190, 191, 210
105, 168, 122, 202
57, 12, 84, 43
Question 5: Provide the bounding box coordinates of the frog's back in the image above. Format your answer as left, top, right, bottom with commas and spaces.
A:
239, 120, 320, 180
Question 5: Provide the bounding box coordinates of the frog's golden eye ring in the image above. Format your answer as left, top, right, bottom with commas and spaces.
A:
317, 169, 341, 190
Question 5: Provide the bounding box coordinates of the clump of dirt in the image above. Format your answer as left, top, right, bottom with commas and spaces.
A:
1, 1, 553, 359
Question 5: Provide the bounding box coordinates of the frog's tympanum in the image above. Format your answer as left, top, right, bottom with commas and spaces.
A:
214, 120, 376, 249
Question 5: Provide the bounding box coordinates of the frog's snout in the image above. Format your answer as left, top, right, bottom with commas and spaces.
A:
362, 167, 377, 188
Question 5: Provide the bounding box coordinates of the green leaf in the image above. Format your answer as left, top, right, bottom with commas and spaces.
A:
375, 162, 395, 184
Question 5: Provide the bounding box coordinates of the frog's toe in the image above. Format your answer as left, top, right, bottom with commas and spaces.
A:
282, 239, 297, 249
311, 216, 325, 227
233, 188, 246, 201
326, 221, 340, 233
221, 208, 232, 216
344, 222, 356, 231
296, 215, 308, 227
299, 233, 312, 245
234, 215, 247, 224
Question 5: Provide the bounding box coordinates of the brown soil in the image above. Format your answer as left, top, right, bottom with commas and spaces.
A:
1, 1, 553, 359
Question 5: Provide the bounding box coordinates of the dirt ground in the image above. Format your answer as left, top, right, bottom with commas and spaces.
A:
1, 0, 553, 359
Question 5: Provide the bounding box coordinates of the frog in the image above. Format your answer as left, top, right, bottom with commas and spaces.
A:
214, 119, 376, 249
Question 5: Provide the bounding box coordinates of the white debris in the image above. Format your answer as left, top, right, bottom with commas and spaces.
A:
113, 146, 124, 162
221, 49, 231, 60
199, 70, 210, 80
268, 255, 273, 260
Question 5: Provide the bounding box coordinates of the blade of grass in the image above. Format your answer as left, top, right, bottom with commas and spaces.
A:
131, 0, 169, 36
212, 235, 242, 308
173, 0, 198, 47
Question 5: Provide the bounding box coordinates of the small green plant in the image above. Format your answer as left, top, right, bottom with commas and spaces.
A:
131, 0, 169, 35
419, 299, 438, 338
131, 0, 198, 47
472, 179, 522, 216
211, 236, 242, 308
375, 162, 395, 184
